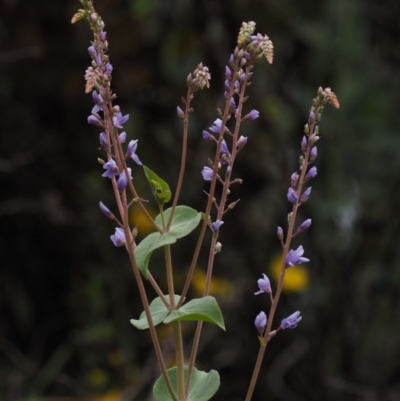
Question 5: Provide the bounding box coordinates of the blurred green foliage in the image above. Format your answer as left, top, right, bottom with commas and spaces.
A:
1, 0, 400, 400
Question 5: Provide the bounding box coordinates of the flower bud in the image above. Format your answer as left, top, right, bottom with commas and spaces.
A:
255, 311, 267, 333
277, 226, 284, 241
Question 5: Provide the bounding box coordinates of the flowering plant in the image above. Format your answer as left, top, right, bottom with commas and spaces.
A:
72, 1, 339, 400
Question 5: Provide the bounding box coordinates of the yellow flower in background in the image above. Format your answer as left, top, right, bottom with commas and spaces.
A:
191, 269, 234, 299
269, 254, 310, 292
91, 389, 122, 401
88, 368, 108, 387
129, 205, 156, 237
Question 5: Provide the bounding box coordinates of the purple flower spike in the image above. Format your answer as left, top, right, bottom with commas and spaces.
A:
281, 311, 302, 330
110, 227, 126, 247
306, 166, 317, 180
310, 146, 318, 161
201, 166, 213, 181
298, 219, 312, 232
102, 158, 119, 178
255, 311, 267, 332
301, 187, 312, 202
211, 220, 224, 232
254, 274, 272, 295
113, 111, 129, 129
99, 201, 113, 218
285, 245, 309, 267
202, 130, 215, 141
88, 115, 103, 127
117, 168, 132, 191
119, 132, 127, 143
177, 106, 184, 119
209, 119, 223, 134
99, 132, 108, 148
287, 187, 298, 203
126, 140, 142, 165
244, 109, 259, 120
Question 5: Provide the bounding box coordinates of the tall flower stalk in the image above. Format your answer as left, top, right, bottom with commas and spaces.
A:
73, 2, 338, 400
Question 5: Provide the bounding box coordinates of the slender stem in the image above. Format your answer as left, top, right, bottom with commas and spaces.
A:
164, 244, 185, 401
167, 90, 193, 230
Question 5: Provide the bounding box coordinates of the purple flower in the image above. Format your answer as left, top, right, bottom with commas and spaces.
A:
202, 130, 215, 141
244, 109, 259, 120
110, 227, 126, 247
201, 166, 213, 181
309, 111, 315, 123
310, 146, 317, 161
117, 168, 132, 191
209, 119, 223, 134
281, 311, 302, 330
298, 219, 312, 232
225, 66, 232, 80
102, 158, 119, 178
277, 226, 284, 240
306, 167, 317, 180
99, 201, 113, 218
301, 136, 307, 152
99, 132, 108, 148
119, 132, 127, 143
92, 90, 104, 113
177, 106, 184, 119
88, 45, 97, 58
113, 111, 129, 129
88, 115, 103, 127
229, 97, 236, 114
300, 187, 312, 202
234, 80, 240, 91
126, 140, 142, 165
254, 274, 272, 295
255, 311, 267, 332
105, 63, 113, 75
291, 172, 299, 187
220, 139, 230, 156
211, 220, 224, 232
285, 246, 309, 267
237, 135, 248, 150
287, 187, 298, 203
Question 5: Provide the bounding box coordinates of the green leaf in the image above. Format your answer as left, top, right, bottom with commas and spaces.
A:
163, 296, 225, 331
143, 165, 172, 205
130, 295, 181, 330
153, 367, 220, 401
134, 231, 176, 278
155, 206, 202, 239
134, 206, 202, 278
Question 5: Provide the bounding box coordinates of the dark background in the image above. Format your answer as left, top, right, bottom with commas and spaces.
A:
1, 0, 400, 400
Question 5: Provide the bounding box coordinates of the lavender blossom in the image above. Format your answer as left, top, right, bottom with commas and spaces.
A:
117, 168, 132, 191
113, 111, 129, 129
202, 130, 215, 141
301, 136, 307, 152
99, 201, 113, 218
225, 66, 232, 80
102, 158, 119, 178
281, 311, 302, 330
126, 140, 142, 165
285, 246, 309, 267
254, 274, 271, 295
119, 132, 127, 143
177, 106, 184, 119
300, 187, 312, 202
290, 172, 299, 187
244, 109, 259, 120
310, 146, 318, 161
221, 139, 230, 156
88, 115, 103, 127
201, 166, 213, 181
209, 119, 223, 134
210, 220, 224, 232
287, 187, 298, 203
277, 226, 284, 240
305, 167, 317, 180
237, 135, 248, 150
298, 219, 312, 232
99, 132, 108, 148
110, 227, 126, 247
254, 311, 267, 332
